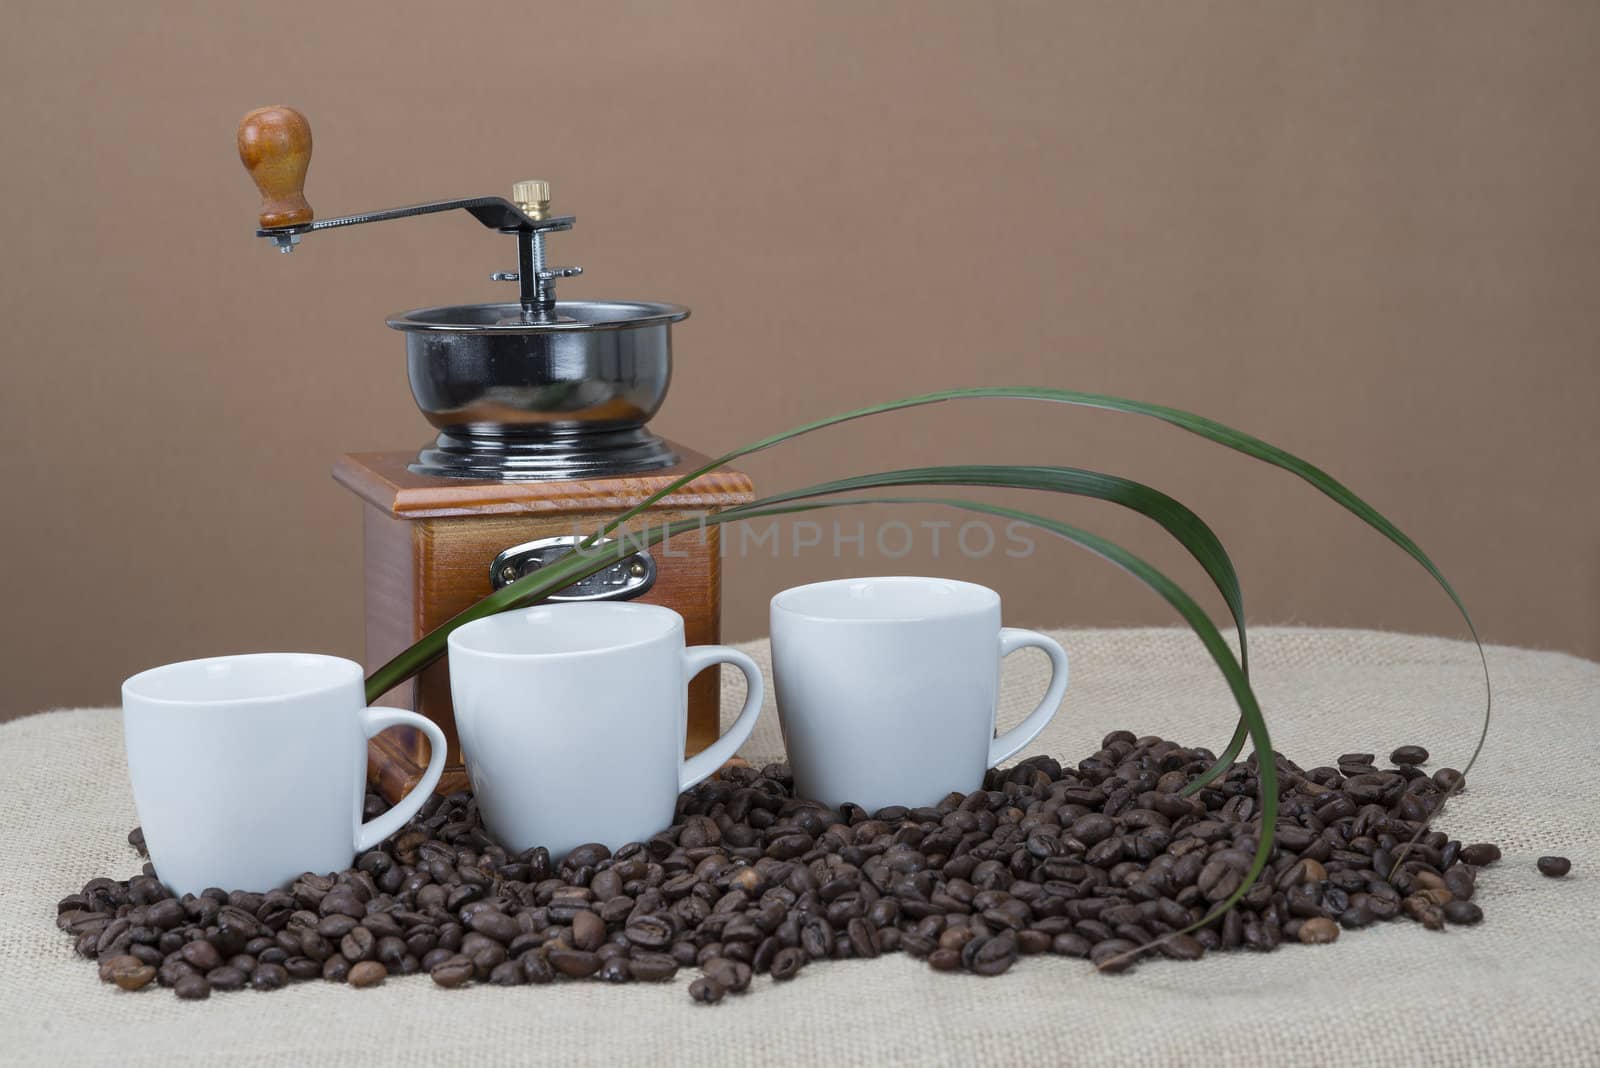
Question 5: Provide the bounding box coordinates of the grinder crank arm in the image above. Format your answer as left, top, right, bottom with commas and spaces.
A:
237, 104, 578, 315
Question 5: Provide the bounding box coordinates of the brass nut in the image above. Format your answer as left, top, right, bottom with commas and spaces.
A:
513, 179, 551, 220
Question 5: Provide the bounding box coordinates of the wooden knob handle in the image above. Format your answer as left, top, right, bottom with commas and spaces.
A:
237, 105, 313, 229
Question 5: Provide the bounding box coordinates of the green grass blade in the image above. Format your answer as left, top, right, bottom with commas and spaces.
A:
586, 386, 1487, 782
731, 466, 1255, 794
366, 463, 1250, 704
747, 464, 1246, 662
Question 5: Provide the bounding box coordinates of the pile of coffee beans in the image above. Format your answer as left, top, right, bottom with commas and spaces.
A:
58, 732, 1507, 1002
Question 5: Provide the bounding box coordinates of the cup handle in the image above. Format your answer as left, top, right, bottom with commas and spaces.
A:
988, 629, 1070, 768
678, 646, 765, 793
354, 707, 448, 852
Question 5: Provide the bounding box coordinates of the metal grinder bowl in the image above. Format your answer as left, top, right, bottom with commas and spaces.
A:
388, 300, 689, 480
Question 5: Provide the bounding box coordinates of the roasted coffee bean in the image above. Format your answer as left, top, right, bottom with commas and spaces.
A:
689, 976, 726, 1004
178, 941, 220, 972
846, 918, 879, 959
250, 963, 288, 991
570, 910, 605, 951
1459, 842, 1501, 866
1443, 866, 1475, 901
702, 957, 752, 993
1443, 900, 1484, 925
431, 955, 474, 988
1088, 938, 1139, 973
348, 961, 386, 988
1157, 934, 1204, 961
521, 953, 555, 984
1389, 745, 1429, 766
770, 947, 805, 981
340, 927, 376, 962
105, 955, 156, 991
969, 932, 1018, 976
173, 973, 210, 1000
1537, 856, 1572, 878
147, 900, 184, 930
467, 910, 518, 944
624, 914, 673, 950
1298, 917, 1339, 944
206, 965, 247, 992
547, 946, 602, 979
597, 957, 632, 983
629, 952, 679, 982
321, 955, 352, 983
284, 956, 322, 981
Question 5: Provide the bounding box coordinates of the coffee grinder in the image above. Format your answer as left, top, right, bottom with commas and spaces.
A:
237, 106, 755, 800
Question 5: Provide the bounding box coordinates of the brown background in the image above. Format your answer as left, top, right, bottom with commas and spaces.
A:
1, 1, 1596, 721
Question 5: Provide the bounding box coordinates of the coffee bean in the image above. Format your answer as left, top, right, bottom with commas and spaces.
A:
770, 947, 804, 981
487, 960, 524, 986
547, 946, 602, 979
206, 965, 246, 992
689, 976, 726, 1004
597, 957, 632, 983
766, 833, 814, 860
969, 932, 1018, 976
624, 914, 673, 950
1443, 866, 1475, 900
348, 961, 386, 988
565, 843, 611, 869
177, 941, 220, 971
174, 973, 210, 1000
147, 900, 184, 930
1089, 938, 1139, 973
340, 927, 376, 962
1459, 843, 1501, 867
105, 955, 155, 991
520, 953, 555, 984
1537, 856, 1571, 878
846, 918, 879, 959
467, 910, 517, 944
702, 957, 752, 993
571, 910, 605, 952
1389, 745, 1429, 766
628, 952, 679, 982
1443, 900, 1484, 925
430, 954, 474, 988
250, 963, 288, 990
1298, 917, 1339, 944
1157, 934, 1205, 961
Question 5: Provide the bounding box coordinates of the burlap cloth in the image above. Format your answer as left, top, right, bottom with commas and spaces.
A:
2, 627, 1595, 1066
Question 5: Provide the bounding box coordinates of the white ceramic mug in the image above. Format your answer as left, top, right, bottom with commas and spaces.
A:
448, 602, 765, 860
770, 576, 1070, 811
121, 653, 446, 897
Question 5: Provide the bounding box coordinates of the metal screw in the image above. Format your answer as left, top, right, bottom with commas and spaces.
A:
629, 561, 647, 578
500, 565, 519, 584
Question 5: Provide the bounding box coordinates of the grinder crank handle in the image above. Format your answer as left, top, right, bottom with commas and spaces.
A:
237, 105, 314, 229
234, 105, 568, 247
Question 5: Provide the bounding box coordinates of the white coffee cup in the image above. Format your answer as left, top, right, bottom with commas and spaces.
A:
121, 653, 446, 897
448, 602, 765, 860
770, 576, 1070, 812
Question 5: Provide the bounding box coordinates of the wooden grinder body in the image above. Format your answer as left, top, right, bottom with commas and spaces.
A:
336, 448, 754, 801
